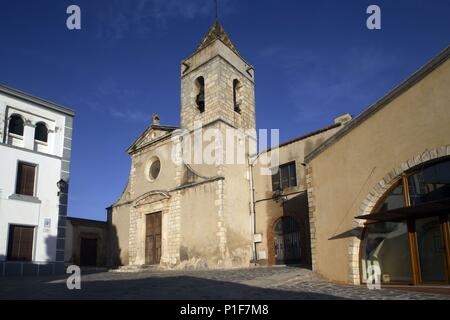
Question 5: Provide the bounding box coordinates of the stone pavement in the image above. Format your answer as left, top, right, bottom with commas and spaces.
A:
0, 266, 448, 300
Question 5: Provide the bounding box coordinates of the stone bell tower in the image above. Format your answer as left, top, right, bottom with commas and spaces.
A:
172, 19, 257, 268
180, 19, 256, 131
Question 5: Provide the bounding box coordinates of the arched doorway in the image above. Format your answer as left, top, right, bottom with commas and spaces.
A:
359, 157, 450, 285
274, 217, 301, 264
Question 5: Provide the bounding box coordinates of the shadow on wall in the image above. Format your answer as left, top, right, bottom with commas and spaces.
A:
328, 227, 365, 241
44, 235, 58, 262
282, 192, 312, 268
0, 275, 348, 300
107, 222, 122, 268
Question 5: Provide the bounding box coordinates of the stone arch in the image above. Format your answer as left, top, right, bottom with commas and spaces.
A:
7, 113, 25, 136
348, 145, 450, 284
267, 213, 304, 266
133, 190, 171, 207
194, 76, 205, 113
232, 78, 242, 114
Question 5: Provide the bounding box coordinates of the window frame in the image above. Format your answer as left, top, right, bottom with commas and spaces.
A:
8, 114, 25, 137
15, 161, 38, 197
272, 161, 298, 191
7, 224, 35, 262
145, 156, 162, 183
34, 121, 49, 143
360, 157, 450, 286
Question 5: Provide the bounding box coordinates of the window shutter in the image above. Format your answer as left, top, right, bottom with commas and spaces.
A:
281, 166, 289, 189
16, 163, 36, 196
19, 227, 34, 261
272, 169, 281, 191
7, 225, 34, 261
289, 163, 297, 187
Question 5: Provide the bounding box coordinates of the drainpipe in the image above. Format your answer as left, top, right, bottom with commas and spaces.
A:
248, 152, 263, 266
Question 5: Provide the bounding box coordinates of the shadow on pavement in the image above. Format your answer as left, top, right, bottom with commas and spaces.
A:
0, 274, 346, 300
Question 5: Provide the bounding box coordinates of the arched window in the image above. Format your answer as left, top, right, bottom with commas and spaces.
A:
233, 79, 241, 114
34, 122, 48, 142
8, 114, 24, 136
195, 77, 205, 113
360, 158, 450, 285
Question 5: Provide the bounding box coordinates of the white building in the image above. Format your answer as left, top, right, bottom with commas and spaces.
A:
0, 84, 75, 276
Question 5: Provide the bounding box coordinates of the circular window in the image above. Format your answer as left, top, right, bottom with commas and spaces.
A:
146, 157, 161, 182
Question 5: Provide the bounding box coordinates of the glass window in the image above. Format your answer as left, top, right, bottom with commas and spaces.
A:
34, 122, 48, 142
280, 165, 290, 189
408, 159, 450, 206
289, 163, 297, 187
272, 162, 297, 191
271, 168, 280, 191
149, 159, 161, 181
374, 183, 405, 212
361, 222, 412, 284
8, 115, 24, 136
416, 217, 447, 282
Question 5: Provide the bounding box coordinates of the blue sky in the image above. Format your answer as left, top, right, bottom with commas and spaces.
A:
0, 0, 449, 221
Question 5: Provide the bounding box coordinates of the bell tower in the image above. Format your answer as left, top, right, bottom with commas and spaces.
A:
180, 19, 256, 131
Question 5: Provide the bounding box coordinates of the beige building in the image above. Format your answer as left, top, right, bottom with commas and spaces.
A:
251, 115, 351, 267
305, 46, 450, 286
65, 217, 108, 267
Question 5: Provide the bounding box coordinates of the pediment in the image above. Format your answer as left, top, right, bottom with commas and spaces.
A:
128, 125, 179, 153
133, 191, 171, 207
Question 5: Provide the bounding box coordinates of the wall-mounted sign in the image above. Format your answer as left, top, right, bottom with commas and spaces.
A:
253, 233, 262, 243
43, 218, 51, 233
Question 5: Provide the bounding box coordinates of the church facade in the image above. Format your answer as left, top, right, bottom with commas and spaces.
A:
108, 20, 256, 269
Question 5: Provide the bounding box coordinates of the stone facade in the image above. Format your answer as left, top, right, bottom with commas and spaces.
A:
109, 20, 256, 269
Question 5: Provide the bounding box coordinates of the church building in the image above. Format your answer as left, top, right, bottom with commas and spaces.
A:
108, 20, 257, 268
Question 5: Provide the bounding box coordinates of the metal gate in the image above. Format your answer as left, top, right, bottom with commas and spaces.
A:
274, 217, 301, 264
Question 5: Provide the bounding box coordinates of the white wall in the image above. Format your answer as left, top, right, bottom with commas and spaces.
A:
0, 90, 71, 264
0, 94, 67, 158
0, 145, 62, 261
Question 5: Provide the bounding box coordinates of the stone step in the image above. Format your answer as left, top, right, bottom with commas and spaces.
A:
110, 265, 161, 273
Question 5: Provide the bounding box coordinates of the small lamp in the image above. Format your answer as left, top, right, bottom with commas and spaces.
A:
57, 179, 67, 196
272, 187, 287, 203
